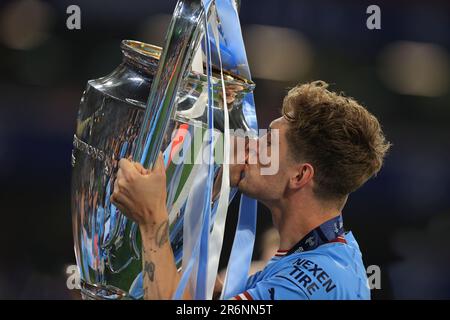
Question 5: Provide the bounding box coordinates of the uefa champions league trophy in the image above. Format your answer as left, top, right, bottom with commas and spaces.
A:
71, 0, 256, 299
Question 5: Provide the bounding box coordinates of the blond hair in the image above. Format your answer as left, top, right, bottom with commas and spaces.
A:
282, 81, 391, 200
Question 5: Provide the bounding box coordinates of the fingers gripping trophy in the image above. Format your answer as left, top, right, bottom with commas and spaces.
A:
71, 0, 258, 300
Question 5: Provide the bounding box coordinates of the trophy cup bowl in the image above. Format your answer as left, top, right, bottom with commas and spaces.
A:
71, 40, 254, 299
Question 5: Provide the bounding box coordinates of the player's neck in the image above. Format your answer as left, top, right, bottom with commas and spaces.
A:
270, 195, 342, 252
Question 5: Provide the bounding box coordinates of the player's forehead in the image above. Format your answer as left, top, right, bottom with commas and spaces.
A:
268, 117, 288, 131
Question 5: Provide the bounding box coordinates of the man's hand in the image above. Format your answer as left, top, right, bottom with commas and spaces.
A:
111, 153, 167, 230
111, 153, 181, 300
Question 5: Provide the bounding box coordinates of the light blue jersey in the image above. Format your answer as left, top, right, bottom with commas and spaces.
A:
234, 232, 370, 300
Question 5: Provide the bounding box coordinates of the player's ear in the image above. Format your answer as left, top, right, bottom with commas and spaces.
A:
289, 163, 314, 190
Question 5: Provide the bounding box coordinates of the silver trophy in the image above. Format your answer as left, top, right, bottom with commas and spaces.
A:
71, 0, 253, 300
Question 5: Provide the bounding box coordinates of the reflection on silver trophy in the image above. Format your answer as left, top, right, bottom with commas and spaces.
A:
71, 39, 254, 298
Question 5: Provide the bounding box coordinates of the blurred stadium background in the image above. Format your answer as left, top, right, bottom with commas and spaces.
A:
0, 0, 449, 299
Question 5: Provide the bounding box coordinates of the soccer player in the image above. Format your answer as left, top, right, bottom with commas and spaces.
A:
110, 81, 391, 300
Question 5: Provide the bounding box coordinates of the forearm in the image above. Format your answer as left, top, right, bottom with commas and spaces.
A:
140, 216, 191, 300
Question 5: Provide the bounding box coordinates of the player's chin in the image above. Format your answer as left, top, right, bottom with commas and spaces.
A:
237, 176, 246, 191
238, 182, 261, 200
237, 175, 252, 194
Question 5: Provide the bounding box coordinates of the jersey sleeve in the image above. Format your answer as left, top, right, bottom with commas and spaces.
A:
234, 275, 310, 300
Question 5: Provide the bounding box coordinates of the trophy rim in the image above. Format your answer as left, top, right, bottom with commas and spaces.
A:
121, 39, 256, 91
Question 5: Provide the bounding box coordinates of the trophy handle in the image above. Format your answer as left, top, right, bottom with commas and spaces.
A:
133, 0, 205, 169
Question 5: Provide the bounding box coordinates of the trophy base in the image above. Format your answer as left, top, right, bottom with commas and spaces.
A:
80, 280, 130, 300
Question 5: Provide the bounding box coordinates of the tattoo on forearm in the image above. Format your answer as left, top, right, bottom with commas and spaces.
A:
155, 220, 169, 248
144, 260, 155, 282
